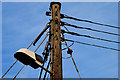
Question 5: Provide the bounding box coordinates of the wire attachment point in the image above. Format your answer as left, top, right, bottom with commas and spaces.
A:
67, 48, 73, 55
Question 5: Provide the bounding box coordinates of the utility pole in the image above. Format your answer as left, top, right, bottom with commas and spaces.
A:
50, 2, 63, 80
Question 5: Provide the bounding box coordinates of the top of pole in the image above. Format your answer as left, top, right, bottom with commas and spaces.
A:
50, 2, 61, 11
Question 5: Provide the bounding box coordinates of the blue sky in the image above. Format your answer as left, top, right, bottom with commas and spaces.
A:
2, 2, 118, 78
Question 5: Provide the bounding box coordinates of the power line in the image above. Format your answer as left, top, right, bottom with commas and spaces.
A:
61, 21, 120, 36
62, 56, 71, 59
61, 14, 120, 29
62, 41, 74, 50
39, 40, 50, 80
62, 33, 82, 80
63, 25, 70, 32
43, 58, 51, 80
46, 12, 119, 29
13, 65, 25, 80
63, 38, 120, 51
61, 24, 75, 50
62, 30, 120, 44
34, 32, 49, 53
33, 22, 50, 46
70, 54, 82, 80
1, 60, 18, 79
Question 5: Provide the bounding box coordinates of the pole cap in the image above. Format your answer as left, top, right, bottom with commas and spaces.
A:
50, 2, 61, 11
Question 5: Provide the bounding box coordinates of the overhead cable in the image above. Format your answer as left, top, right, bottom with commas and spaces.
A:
39, 40, 50, 80
62, 33, 82, 80
62, 41, 74, 50
34, 32, 49, 53
12, 65, 25, 80
62, 30, 120, 44
61, 21, 120, 36
43, 58, 51, 80
62, 56, 71, 59
33, 22, 50, 46
64, 38, 120, 51
1, 60, 18, 79
61, 14, 120, 29
46, 12, 119, 29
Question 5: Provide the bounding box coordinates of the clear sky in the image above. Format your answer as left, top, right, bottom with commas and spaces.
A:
2, 2, 118, 78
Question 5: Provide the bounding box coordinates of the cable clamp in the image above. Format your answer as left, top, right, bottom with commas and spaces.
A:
67, 48, 73, 55
46, 11, 51, 16
60, 21, 65, 26
61, 14, 65, 18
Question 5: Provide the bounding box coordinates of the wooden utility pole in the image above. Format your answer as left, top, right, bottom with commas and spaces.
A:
50, 2, 63, 80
